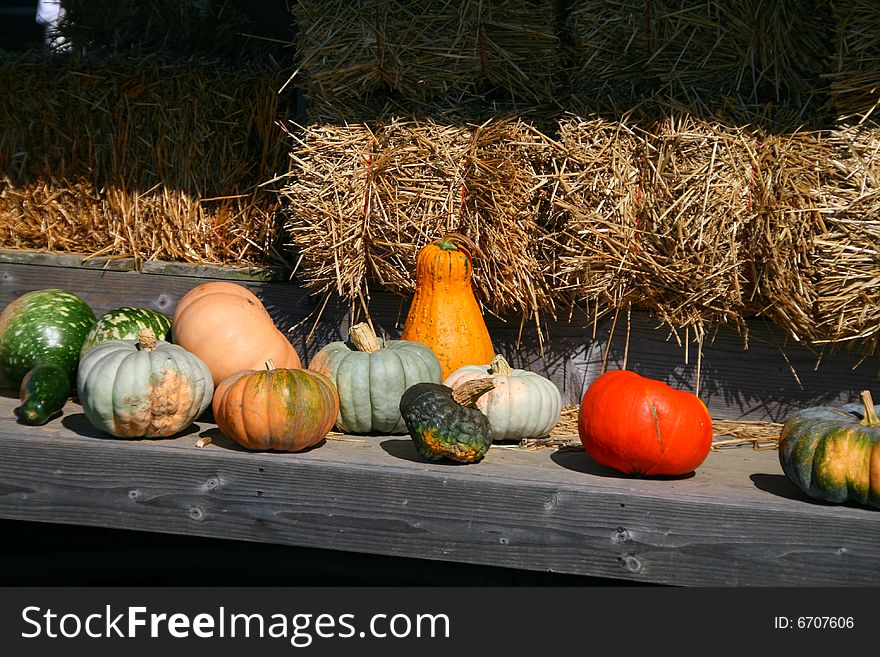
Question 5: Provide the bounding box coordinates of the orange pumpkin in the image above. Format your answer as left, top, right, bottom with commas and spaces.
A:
578, 369, 713, 476
172, 281, 301, 387
401, 234, 494, 379
212, 362, 339, 452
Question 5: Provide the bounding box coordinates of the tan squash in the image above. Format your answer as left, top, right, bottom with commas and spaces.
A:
401, 234, 494, 379
172, 281, 301, 387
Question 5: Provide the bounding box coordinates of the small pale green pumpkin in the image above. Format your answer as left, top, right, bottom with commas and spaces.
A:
308, 323, 442, 434
444, 354, 562, 440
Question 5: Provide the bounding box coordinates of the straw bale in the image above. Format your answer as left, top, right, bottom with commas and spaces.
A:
0, 54, 291, 267
749, 125, 880, 352
279, 116, 557, 324
291, 0, 561, 113
746, 130, 834, 342
825, 0, 880, 124
635, 111, 759, 338
566, 1, 833, 122
0, 179, 283, 265
564, 1, 650, 112
56, 0, 275, 60
548, 110, 759, 340
451, 118, 558, 323
807, 124, 880, 352
545, 113, 647, 323
649, 1, 832, 113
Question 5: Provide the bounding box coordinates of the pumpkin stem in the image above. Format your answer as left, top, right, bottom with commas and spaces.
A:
860, 390, 879, 426
437, 232, 485, 261
451, 378, 495, 408
349, 322, 381, 353
265, 359, 276, 371
136, 328, 157, 352
490, 354, 513, 376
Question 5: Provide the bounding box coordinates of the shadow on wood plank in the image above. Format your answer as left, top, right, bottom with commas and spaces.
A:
60, 412, 203, 441
0, 519, 656, 586
379, 437, 476, 465
549, 449, 697, 481
749, 473, 876, 513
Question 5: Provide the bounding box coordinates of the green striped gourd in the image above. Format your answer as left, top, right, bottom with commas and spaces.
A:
80, 306, 172, 358
0, 289, 95, 424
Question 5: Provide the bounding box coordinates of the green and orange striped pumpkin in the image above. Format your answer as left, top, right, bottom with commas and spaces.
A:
212, 362, 339, 452
778, 390, 880, 509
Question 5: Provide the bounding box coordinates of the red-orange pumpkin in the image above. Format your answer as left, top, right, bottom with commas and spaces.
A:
401, 234, 494, 380
578, 369, 713, 476
212, 363, 339, 452
172, 281, 301, 387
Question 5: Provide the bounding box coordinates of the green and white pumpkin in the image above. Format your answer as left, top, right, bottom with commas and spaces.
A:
77, 328, 213, 438
778, 390, 880, 508
444, 354, 562, 440
80, 306, 172, 358
308, 322, 442, 434
0, 288, 95, 389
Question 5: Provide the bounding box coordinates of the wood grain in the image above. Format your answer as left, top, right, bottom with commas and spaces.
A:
0, 396, 877, 586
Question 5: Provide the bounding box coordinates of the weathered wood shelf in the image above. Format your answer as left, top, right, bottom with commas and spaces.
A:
1, 252, 879, 586
1, 394, 878, 587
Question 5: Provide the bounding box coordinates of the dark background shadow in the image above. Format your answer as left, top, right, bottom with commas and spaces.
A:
0, 517, 656, 586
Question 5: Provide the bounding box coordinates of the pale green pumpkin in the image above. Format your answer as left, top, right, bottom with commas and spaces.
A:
76, 328, 213, 438
308, 323, 442, 434
444, 354, 563, 441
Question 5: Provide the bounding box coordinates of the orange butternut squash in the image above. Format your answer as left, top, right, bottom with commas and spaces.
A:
401, 234, 494, 379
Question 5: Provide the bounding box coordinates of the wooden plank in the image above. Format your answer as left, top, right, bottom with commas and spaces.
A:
1, 256, 878, 417
0, 249, 286, 281
0, 395, 877, 586
0, 249, 137, 272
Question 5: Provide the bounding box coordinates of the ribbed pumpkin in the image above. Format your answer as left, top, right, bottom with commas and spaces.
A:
76, 329, 213, 438
309, 322, 442, 434
172, 281, 301, 387
400, 378, 495, 463
401, 234, 494, 379
444, 354, 562, 440
578, 369, 713, 476
212, 362, 339, 452
778, 390, 880, 508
